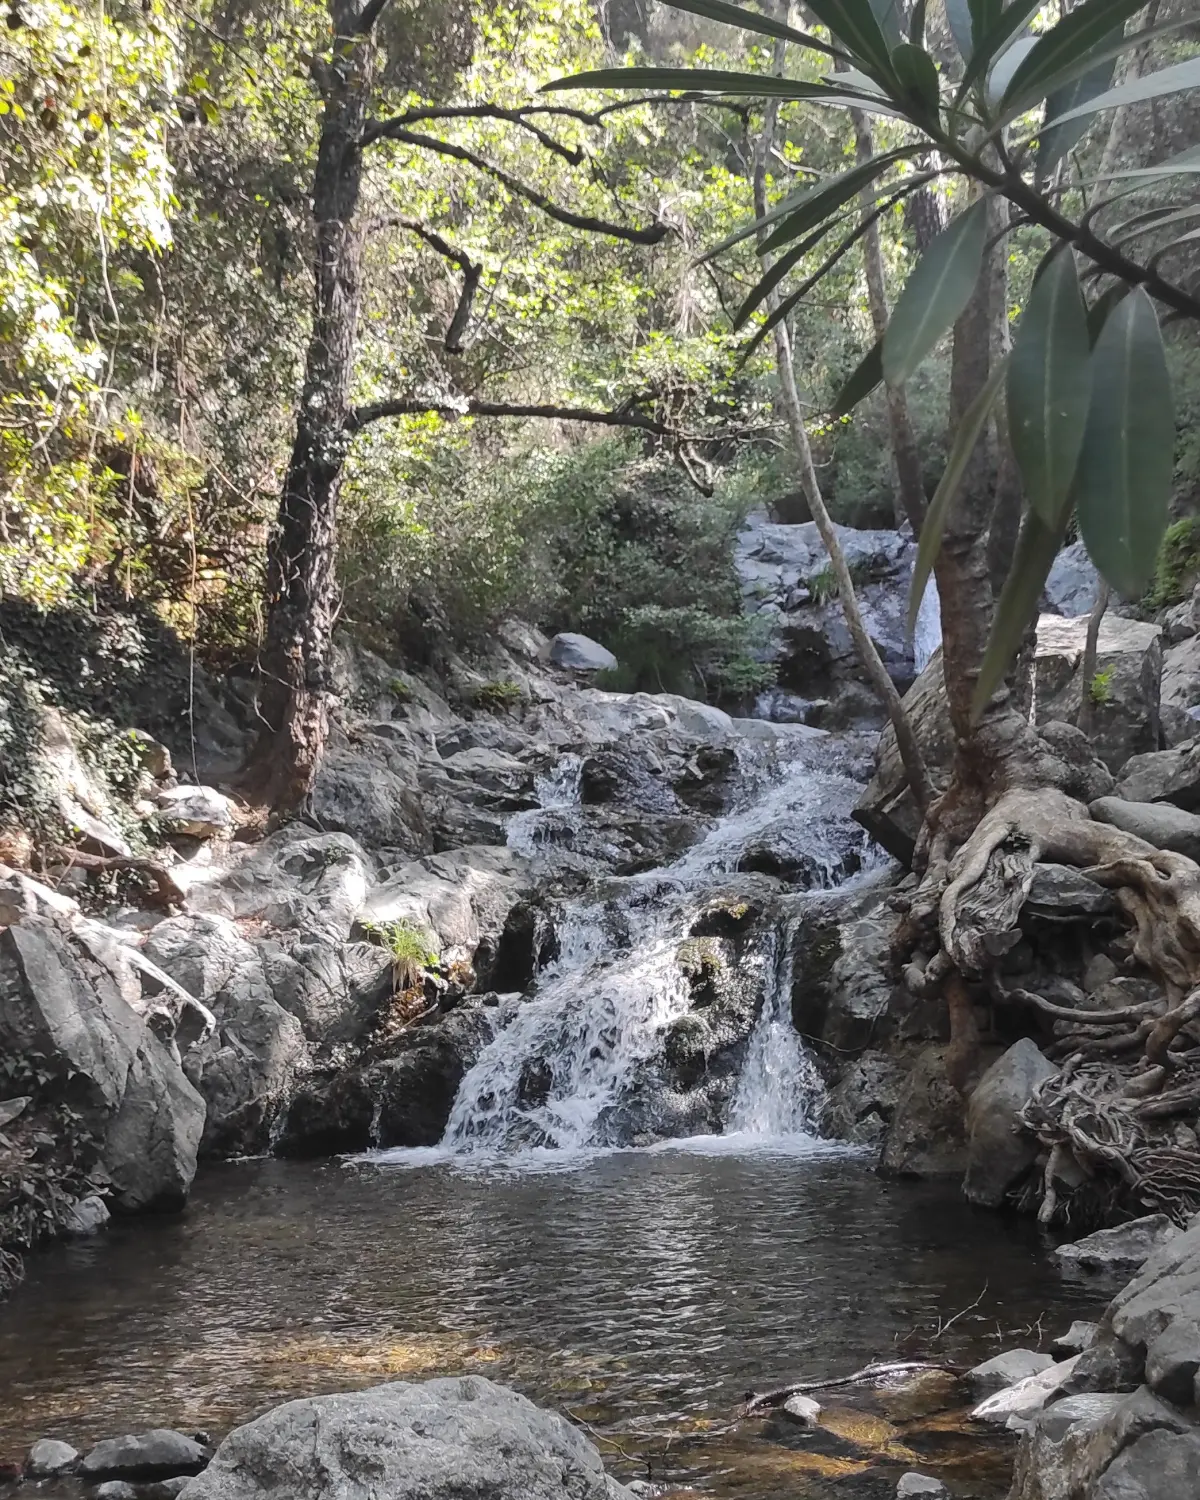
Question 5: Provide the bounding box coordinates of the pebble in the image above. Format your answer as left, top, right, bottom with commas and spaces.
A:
26, 1438, 79, 1476
782, 1393, 822, 1426
94, 1485, 139, 1500
896, 1474, 948, 1498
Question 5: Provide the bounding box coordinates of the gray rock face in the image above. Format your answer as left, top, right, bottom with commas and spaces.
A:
896, 1475, 947, 1499
967, 1348, 1055, 1394
1045, 541, 1101, 617
1117, 737, 1200, 810
1053, 1321, 1100, 1357
1033, 614, 1162, 774
880, 1044, 969, 1179
549, 632, 618, 672
64, 1194, 110, 1235
26, 1439, 79, 1476
963, 1039, 1056, 1208
0, 919, 204, 1211
1092, 1427, 1200, 1499
1021, 864, 1115, 922
970, 1354, 1080, 1425
782, 1394, 822, 1425
156, 784, 236, 838
177, 1376, 633, 1500
1090, 796, 1200, 861
81, 1429, 209, 1481
1160, 635, 1200, 746
1055, 1214, 1179, 1273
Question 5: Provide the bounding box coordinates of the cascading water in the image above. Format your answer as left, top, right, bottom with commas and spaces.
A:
417, 734, 890, 1159
913, 574, 943, 675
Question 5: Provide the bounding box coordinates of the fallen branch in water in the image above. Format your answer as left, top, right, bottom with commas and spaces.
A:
742, 1359, 961, 1415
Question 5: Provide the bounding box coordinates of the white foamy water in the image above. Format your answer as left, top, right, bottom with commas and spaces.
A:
913, 574, 942, 675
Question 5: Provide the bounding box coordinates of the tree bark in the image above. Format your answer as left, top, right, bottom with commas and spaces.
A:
1078, 581, 1112, 736
851, 108, 926, 535
244, 0, 375, 811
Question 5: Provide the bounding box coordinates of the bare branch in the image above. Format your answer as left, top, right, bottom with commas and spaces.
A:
364, 126, 669, 245
346, 394, 772, 441
365, 105, 584, 164
356, 0, 393, 35
366, 218, 483, 351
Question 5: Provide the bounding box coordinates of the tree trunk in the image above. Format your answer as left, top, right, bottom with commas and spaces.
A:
752, 74, 931, 813
851, 109, 926, 535
1078, 581, 1112, 736
243, 0, 374, 812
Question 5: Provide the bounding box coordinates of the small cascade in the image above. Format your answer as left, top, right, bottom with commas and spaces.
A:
506, 754, 583, 856
913, 574, 943, 675
430, 736, 887, 1158
726, 917, 826, 1140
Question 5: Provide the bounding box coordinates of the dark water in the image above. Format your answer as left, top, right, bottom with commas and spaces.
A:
0, 1148, 1106, 1496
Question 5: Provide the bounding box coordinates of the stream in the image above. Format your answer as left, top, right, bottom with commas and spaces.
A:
0, 676, 1105, 1497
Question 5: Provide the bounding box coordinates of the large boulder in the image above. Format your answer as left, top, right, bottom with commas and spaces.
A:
963, 1039, 1057, 1208
1033, 615, 1162, 773
177, 1376, 634, 1500
1160, 635, 1200, 746
548, 633, 618, 672
1055, 1215, 1179, 1274
1045, 542, 1101, 617
1089, 797, 1200, 862
0, 919, 204, 1211
880, 1044, 970, 1179
312, 741, 432, 853
1117, 737, 1200, 810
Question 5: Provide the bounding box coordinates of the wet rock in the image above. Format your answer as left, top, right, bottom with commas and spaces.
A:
26, 1439, 79, 1476
881, 1044, 970, 1180
155, 784, 236, 838
178, 1375, 634, 1500
1033, 615, 1161, 774
1160, 635, 1200, 746
312, 743, 431, 852
1116, 737, 1200, 810
896, 1475, 948, 1499
80, 1429, 209, 1481
1055, 1215, 1178, 1273
963, 1040, 1057, 1208
1045, 541, 1100, 617
0, 918, 204, 1211
1052, 1321, 1100, 1357
967, 1349, 1055, 1394
791, 885, 901, 1055
782, 1394, 822, 1425
370, 1003, 498, 1148
1090, 796, 1200, 860
970, 1354, 1080, 1425
1144, 1316, 1200, 1405
64, 1194, 110, 1235
1092, 1426, 1200, 1499
549, 632, 617, 672
1008, 1393, 1129, 1500
824, 1050, 909, 1146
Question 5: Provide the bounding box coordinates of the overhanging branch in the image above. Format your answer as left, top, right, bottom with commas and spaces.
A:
365, 126, 669, 244
370, 217, 482, 351
365, 105, 585, 164
346, 395, 772, 441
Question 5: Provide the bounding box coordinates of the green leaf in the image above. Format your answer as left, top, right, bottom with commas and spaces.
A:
956, 0, 1041, 100
704, 145, 917, 261
1110, 203, 1200, 247
910, 0, 927, 48
1002, 0, 1145, 112
971, 508, 1071, 720
831, 339, 883, 416
1035, 54, 1116, 180
1075, 288, 1175, 599
986, 36, 1038, 110
1017, 13, 1195, 118
1085, 282, 1128, 346
1089, 143, 1200, 183
1007, 249, 1091, 527
869, 0, 905, 50
803, 0, 896, 82
734, 218, 846, 327
890, 42, 940, 116
758, 146, 917, 253
655, 0, 845, 58
883, 198, 989, 387
542, 67, 873, 98
1040, 54, 1200, 135
907, 354, 1007, 636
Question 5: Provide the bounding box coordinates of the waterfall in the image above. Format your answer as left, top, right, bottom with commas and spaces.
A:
913, 574, 942, 675
422, 736, 885, 1159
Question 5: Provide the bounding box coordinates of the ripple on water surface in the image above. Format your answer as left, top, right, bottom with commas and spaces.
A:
0, 1152, 1101, 1497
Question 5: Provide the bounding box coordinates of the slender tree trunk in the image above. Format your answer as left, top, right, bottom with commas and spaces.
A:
1078, 581, 1112, 736
244, 0, 374, 812
752, 74, 931, 813
851, 109, 926, 535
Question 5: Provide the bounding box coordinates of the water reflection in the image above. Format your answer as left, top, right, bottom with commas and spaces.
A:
0, 1153, 1100, 1496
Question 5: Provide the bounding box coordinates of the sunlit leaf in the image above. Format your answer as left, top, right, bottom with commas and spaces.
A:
907, 355, 1007, 636
758, 147, 918, 253
734, 218, 846, 327
1076, 288, 1175, 599
971, 508, 1071, 720
831, 339, 883, 416
1007, 249, 1091, 527
883, 198, 989, 387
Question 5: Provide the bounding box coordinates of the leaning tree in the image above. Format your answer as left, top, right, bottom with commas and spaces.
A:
551, 0, 1200, 1212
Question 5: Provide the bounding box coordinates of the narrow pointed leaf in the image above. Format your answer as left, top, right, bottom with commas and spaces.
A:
891, 42, 941, 116
1035, 55, 1116, 180
1075, 288, 1175, 599
971, 509, 1071, 720
1017, 14, 1195, 118
907, 355, 1007, 635
1150, 225, 1200, 270
1087, 144, 1200, 183
758, 147, 916, 253
869, 0, 905, 50
910, 0, 927, 48
883, 198, 989, 387
1041, 55, 1200, 134
655, 0, 844, 58
734, 218, 845, 327
1007, 250, 1091, 526
1086, 282, 1128, 346
986, 37, 1038, 110
957, 0, 1041, 98
701, 144, 917, 262
1111, 203, 1200, 247
831, 339, 884, 416
542, 67, 884, 99
803, 0, 896, 81
1002, 0, 1145, 111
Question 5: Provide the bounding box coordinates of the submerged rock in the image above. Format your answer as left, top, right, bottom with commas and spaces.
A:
81, 1429, 209, 1481
177, 1376, 633, 1500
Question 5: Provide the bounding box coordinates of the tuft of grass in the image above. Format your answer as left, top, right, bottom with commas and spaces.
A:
472, 678, 523, 712
362, 919, 438, 991
1089, 665, 1115, 705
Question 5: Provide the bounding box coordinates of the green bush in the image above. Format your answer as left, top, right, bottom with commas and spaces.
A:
1147, 517, 1200, 610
